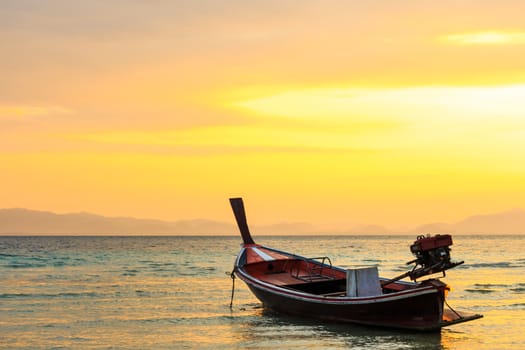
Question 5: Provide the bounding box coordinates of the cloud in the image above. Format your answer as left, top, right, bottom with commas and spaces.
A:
233, 85, 525, 121
440, 31, 525, 45
0, 104, 72, 121
64, 125, 382, 156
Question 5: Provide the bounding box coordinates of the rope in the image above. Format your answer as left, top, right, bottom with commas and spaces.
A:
444, 297, 463, 319
229, 269, 236, 309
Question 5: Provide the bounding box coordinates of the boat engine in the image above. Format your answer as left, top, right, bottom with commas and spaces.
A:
381, 234, 464, 287
406, 234, 463, 281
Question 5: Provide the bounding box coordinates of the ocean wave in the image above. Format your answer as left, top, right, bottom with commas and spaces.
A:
463, 261, 520, 269
474, 283, 508, 288
5, 261, 47, 268
0, 291, 101, 299
175, 271, 199, 276
0, 293, 32, 298
472, 303, 525, 311
465, 282, 525, 294
509, 283, 525, 293
391, 266, 408, 272
0, 253, 19, 258
465, 288, 496, 294
465, 283, 503, 294
119, 262, 215, 277
509, 303, 525, 309
2, 255, 88, 268
169, 314, 249, 325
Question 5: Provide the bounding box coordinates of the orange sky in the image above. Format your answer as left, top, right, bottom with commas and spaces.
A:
1, 1, 525, 231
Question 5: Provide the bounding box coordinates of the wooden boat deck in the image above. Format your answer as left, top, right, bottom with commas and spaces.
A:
245, 258, 345, 284
243, 258, 418, 296
257, 271, 305, 285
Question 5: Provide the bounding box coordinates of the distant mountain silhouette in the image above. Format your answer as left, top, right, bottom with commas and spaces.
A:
413, 209, 525, 234
0, 208, 235, 235
347, 224, 392, 234
454, 208, 525, 234
0, 207, 524, 235
255, 222, 319, 235
413, 222, 456, 234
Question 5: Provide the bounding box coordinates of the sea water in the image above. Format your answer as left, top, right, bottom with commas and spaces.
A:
1, 235, 524, 349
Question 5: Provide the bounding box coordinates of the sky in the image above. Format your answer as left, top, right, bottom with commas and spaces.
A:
1, 0, 525, 231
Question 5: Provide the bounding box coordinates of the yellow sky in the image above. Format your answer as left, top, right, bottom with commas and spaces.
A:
1, 1, 525, 231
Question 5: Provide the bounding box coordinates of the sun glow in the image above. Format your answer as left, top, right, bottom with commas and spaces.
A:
233, 85, 525, 121
441, 31, 525, 45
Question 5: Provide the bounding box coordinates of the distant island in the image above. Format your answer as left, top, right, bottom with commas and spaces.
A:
0, 208, 524, 235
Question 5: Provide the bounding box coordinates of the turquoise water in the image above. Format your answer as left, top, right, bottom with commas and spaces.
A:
1, 235, 524, 349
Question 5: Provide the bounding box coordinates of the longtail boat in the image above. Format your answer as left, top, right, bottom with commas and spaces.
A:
230, 197, 482, 331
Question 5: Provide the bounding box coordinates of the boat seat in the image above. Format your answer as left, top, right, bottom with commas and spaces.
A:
346, 266, 382, 297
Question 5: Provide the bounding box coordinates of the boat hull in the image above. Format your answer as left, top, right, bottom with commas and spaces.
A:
239, 271, 445, 331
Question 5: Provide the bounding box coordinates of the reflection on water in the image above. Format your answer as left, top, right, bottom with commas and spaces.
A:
231, 307, 444, 350
1, 235, 524, 349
